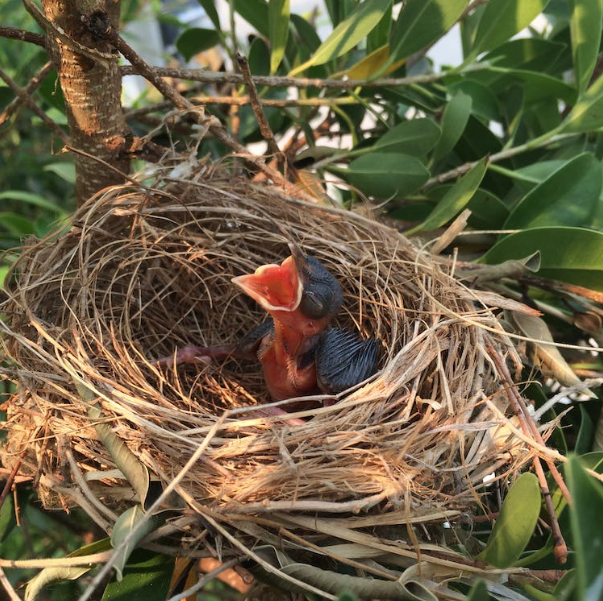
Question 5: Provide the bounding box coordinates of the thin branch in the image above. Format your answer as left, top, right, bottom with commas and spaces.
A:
424, 133, 577, 188
0, 26, 45, 47
0, 552, 113, 569
166, 558, 240, 601
0, 566, 21, 601
0, 61, 53, 127
0, 65, 69, 143
487, 343, 569, 565
236, 53, 282, 160
97, 21, 312, 198
120, 62, 488, 90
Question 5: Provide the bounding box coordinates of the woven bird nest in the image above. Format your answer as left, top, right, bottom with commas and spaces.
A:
0, 164, 549, 593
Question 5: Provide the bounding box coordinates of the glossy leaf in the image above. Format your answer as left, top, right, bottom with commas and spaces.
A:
374, 118, 441, 156
483, 227, 603, 292
44, 162, 76, 184
111, 506, 163, 581
513, 313, 592, 392
269, 0, 290, 73
102, 550, 174, 601
0, 190, 67, 215
569, 0, 603, 93
346, 153, 429, 199
504, 153, 602, 229
0, 212, 36, 235
78, 382, 149, 506
565, 456, 603, 601
409, 157, 487, 234
481, 38, 567, 74
432, 91, 472, 164
290, 14, 321, 52
175, 28, 220, 61
470, 0, 551, 57
25, 539, 112, 601
478, 472, 541, 568
449, 80, 500, 120
387, 0, 467, 66
234, 0, 269, 37
562, 72, 603, 132
289, 0, 393, 74
196, 0, 221, 30
466, 581, 490, 601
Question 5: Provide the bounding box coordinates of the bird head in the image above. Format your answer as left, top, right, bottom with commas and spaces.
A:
232, 243, 343, 337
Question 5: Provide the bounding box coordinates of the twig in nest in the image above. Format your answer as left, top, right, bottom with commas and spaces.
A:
0, 61, 54, 127
236, 53, 283, 163
487, 343, 569, 565
0, 566, 20, 601
0, 64, 69, 143
166, 558, 239, 601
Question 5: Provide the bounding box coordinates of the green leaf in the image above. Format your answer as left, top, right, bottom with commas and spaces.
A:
269, 0, 290, 73
466, 580, 490, 601
470, 0, 551, 58
387, 0, 468, 66
289, 0, 393, 74
570, 0, 603, 93
483, 227, 603, 292
477, 472, 541, 568
25, 539, 112, 601
290, 14, 322, 52
175, 28, 221, 62
102, 550, 174, 601
467, 189, 509, 229
77, 382, 149, 506
346, 153, 429, 199
0, 212, 35, 236
196, 0, 221, 30
44, 162, 76, 184
432, 91, 472, 164
234, 0, 269, 37
482, 38, 567, 74
504, 153, 602, 229
0, 190, 67, 215
111, 506, 163, 581
0, 265, 9, 288
409, 157, 487, 234
449, 80, 500, 121
562, 72, 603, 132
565, 455, 603, 600
374, 118, 441, 156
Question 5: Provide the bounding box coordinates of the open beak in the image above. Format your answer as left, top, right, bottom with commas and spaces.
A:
232, 252, 303, 313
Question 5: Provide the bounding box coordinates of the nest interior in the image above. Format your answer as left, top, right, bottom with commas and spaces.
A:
0, 166, 540, 537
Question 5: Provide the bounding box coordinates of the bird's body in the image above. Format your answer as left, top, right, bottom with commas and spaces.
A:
153, 244, 378, 421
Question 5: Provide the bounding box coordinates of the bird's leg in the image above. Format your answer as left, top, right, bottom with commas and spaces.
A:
151, 319, 274, 369
151, 343, 238, 368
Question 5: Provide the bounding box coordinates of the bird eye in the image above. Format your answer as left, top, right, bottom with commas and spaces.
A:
300, 290, 326, 319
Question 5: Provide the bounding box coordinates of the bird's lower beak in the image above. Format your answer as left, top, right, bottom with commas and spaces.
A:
232, 256, 302, 312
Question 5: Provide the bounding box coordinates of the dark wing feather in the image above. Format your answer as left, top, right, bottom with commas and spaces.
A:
315, 328, 379, 394
235, 318, 274, 358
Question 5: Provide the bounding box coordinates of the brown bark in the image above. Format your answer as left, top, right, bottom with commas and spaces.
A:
41, 0, 130, 205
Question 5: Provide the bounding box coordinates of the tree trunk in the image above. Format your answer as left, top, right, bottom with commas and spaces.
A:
41, 0, 130, 205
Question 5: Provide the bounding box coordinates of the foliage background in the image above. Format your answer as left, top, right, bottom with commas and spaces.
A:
2, 0, 603, 599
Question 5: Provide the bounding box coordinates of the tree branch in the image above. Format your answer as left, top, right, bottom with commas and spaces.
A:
0, 64, 69, 143
120, 63, 487, 90
0, 61, 53, 127
98, 21, 315, 200
236, 53, 282, 160
0, 26, 46, 47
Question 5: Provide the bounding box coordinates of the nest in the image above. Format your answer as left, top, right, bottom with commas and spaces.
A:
0, 164, 551, 593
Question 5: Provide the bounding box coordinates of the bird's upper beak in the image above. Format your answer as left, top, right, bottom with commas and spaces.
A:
232, 248, 303, 313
